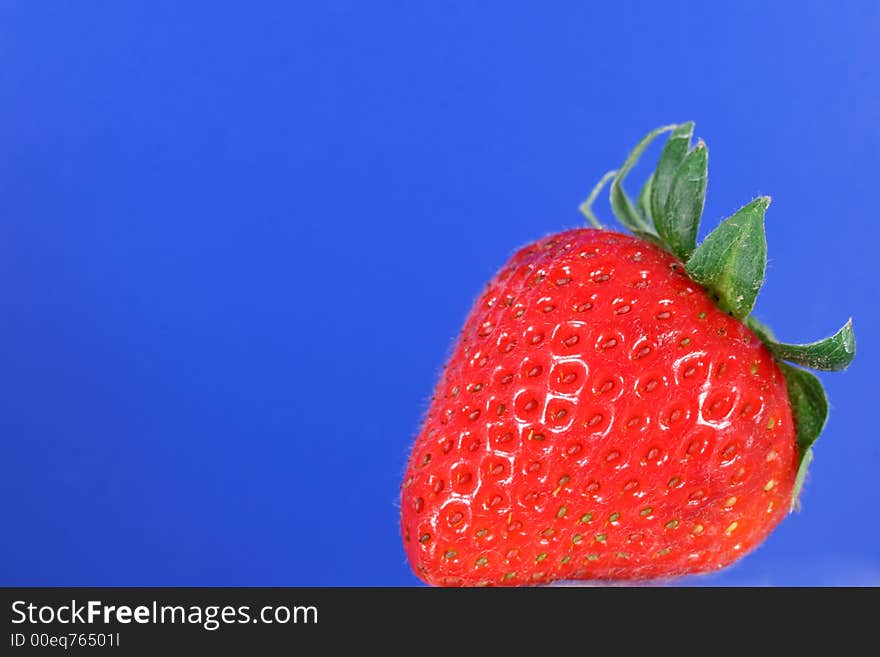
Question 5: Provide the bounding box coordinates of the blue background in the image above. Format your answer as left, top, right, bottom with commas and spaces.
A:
1, 2, 877, 586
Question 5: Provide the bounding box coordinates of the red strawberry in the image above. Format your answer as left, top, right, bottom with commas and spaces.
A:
400, 123, 855, 586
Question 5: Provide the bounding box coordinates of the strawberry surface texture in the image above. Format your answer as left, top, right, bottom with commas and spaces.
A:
400, 123, 855, 586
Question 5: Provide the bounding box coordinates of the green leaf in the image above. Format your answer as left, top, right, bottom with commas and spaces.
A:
578, 170, 617, 229
780, 363, 828, 457
658, 141, 708, 261
780, 363, 828, 510
744, 315, 776, 343
650, 121, 694, 230
609, 124, 679, 234
636, 172, 654, 225
791, 447, 813, 512
765, 319, 856, 372
631, 230, 669, 250
684, 196, 769, 320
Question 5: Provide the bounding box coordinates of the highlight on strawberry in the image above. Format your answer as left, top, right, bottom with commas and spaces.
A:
400, 122, 856, 586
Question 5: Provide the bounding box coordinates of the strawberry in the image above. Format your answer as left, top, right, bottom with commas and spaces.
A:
400, 123, 856, 586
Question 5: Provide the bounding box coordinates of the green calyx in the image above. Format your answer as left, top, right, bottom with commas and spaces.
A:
580, 122, 856, 512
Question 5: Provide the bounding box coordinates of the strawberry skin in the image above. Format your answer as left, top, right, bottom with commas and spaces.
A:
400, 229, 797, 586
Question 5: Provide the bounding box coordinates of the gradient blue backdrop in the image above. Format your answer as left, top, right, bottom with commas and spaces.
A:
1, 2, 877, 586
